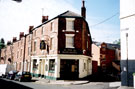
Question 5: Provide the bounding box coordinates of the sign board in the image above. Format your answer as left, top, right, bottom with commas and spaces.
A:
60, 48, 82, 54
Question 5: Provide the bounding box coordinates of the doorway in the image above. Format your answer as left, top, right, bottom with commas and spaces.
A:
60, 59, 79, 80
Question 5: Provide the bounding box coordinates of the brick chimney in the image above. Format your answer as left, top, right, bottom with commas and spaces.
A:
42, 16, 49, 23
7, 41, 11, 45
12, 37, 17, 42
81, 0, 86, 19
19, 32, 24, 40
28, 26, 34, 33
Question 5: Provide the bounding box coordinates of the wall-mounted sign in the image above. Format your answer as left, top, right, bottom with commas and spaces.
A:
60, 48, 82, 54
40, 40, 46, 50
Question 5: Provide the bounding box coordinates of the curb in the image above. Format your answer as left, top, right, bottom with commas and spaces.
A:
34, 78, 89, 85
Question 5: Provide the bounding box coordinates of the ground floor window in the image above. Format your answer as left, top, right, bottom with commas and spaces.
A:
33, 59, 38, 71
49, 59, 55, 71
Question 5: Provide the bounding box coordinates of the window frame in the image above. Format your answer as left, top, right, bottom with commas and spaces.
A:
65, 34, 75, 48
66, 18, 75, 32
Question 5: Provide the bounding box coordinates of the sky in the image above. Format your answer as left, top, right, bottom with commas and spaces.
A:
0, 0, 120, 43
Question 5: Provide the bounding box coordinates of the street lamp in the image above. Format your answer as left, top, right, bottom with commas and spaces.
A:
126, 33, 129, 86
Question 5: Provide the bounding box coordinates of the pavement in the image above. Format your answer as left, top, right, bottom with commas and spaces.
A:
33, 77, 89, 85
117, 86, 134, 89
32, 77, 134, 89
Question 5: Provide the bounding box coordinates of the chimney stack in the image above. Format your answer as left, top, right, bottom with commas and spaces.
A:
7, 41, 11, 45
42, 16, 49, 23
19, 32, 24, 39
81, 0, 86, 19
28, 26, 34, 33
12, 37, 17, 42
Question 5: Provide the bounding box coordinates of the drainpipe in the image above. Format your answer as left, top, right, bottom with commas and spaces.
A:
29, 32, 33, 73
22, 35, 26, 72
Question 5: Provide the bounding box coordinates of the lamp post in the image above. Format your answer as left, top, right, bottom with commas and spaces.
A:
126, 33, 129, 86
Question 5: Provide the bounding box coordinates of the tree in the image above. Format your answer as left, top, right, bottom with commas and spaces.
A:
0, 38, 5, 49
113, 39, 120, 45
0, 38, 5, 61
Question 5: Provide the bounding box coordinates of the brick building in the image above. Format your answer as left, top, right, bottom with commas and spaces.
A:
0, 0, 92, 80
92, 42, 120, 76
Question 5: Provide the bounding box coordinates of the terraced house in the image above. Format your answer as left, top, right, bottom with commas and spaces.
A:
0, 0, 92, 80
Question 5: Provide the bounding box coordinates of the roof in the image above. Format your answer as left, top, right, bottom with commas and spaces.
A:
92, 41, 102, 47
106, 43, 120, 50
93, 41, 120, 49
58, 10, 82, 18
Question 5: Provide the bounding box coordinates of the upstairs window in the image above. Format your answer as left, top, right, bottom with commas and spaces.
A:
34, 41, 36, 51
66, 18, 75, 31
50, 37, 54, 50
50, 22, 54, 32
65, 34, 75, 48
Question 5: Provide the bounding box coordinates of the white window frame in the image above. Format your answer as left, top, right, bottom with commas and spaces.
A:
50, 22, 55, 32
66, 18, 75, 31
65, 34, 75, 48
50, 37, 54, 50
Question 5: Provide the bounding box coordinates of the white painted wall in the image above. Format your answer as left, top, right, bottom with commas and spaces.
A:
31, 54, 92, 79
121, 16, 135, 60
120, 0, 135, 18
58, 54, 92, 78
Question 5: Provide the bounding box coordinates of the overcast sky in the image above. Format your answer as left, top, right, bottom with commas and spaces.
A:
0, 0, 120, 43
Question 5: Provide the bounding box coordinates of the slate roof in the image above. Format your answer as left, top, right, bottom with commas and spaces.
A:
58, 10, 82, 18
93, 41, 120, 49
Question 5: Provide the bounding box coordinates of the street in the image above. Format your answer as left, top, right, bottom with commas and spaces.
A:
0, 78, 120, 89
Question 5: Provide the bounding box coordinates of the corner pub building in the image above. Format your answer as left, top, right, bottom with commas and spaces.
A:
0, 0, 92, 80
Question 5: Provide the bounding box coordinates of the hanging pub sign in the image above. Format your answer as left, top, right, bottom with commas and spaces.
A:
40, 40, 46, 50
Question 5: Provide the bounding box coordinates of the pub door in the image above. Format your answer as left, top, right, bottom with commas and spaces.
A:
60, 59, 79, 80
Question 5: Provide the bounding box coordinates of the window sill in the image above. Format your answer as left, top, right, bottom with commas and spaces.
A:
48, 70, 55, 73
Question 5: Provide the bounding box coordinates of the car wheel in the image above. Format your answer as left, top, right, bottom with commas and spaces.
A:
10, 77, 12, 80
19, 78, 22, 82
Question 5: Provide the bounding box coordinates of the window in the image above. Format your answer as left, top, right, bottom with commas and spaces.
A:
34, 30, 36, 36
17, 51, 19, 58
28, 47, 30, 56
28, 35, 30, 41
102, 48, 106, 51
50, 22, 54, 31
49, 59, 55, 71
45, 64, 48, 71
87, 41, 89, 49
33, 59, 37, 71
41, 27, 44, 35
34, 41, 36, 51
66, 18, 75, 31
84, 63, 86, 70
20, 49, 22, 57
65, 34, 75, 48
18, 42, 19, 47
101, 54, 106, 60
50, 38, 54, 50
40, 40, 46, 50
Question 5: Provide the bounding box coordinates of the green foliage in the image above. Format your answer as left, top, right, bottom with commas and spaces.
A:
113, 39, 120, 45
0, 38, 5, 49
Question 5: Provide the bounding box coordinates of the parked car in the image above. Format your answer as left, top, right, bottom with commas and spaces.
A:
6, 70, 18, 80
14, 71, 32, 82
